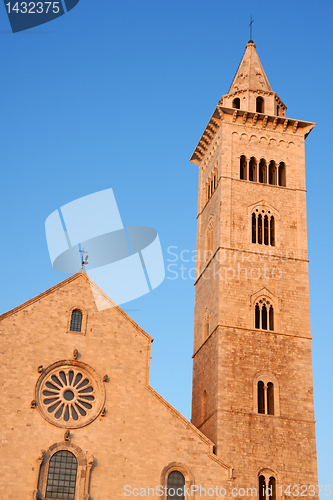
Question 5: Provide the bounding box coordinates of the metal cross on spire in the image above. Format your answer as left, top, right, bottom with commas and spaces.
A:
79, 246, 89, 271
249, 15, 254, 40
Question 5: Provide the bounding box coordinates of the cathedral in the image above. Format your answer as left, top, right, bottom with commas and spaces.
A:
0, 41, 319, 500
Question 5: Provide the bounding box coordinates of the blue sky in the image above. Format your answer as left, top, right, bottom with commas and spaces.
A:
0, 0, 332, 490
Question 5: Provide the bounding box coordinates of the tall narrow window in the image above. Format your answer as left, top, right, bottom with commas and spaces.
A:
270, 216, 275, 246
240, 155, 247, 180
256, 376, 278, 416
167, 471, 185, 500
278, 162, 286, 187
261, 304, 267, 330
255, 300, 274, 331
269, 305, 274, 331
70, 309, 82, 332
269, 477, 276, 500
233, 97, 240, 109
258, 381, 265, 414
252, 211, 275, 246
206, 170, 217, 201
202, 390, 207, 421
267, 382, 274, 415
252, 213, 257, 243
256, 96, 264, 113
258, 214, 263, 244
269, 161, 277, 185
249, 157, 257, 182
255, 303, 260, 329
264, 216, 269, 246
259, 475, 266, 500
45, 451, 77, 500
259, 159, 267, 183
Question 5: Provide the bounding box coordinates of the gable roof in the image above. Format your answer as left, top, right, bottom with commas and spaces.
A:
0, 271, 153, 342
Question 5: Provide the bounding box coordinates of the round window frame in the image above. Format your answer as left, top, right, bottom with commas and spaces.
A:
35, 360, 105, 429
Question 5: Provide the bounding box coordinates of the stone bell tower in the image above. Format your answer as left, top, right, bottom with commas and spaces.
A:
190, 41, 318, 496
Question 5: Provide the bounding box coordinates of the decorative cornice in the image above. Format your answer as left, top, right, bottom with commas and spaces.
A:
190, 106, 315, 165
190, 108, 222, 165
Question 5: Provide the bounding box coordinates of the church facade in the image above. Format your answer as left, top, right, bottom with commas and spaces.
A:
0, 41, 318, 500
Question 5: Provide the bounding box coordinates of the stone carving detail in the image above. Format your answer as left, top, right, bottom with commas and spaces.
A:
35, 360, 105, 429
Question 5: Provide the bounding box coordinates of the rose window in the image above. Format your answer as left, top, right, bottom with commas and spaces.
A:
35, 361, 105, 428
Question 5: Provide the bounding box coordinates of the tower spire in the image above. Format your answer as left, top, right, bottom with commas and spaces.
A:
229, 41, 272, 94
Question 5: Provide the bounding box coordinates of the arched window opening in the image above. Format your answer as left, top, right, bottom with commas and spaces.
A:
252, 213, 257, 244
240, 155, 247, 180
259, 475, 266, 500
258, 214, 263, 244
269, 477, 276, 500
258, 381, 265, 414
269, 305, 274, 331
70, 309, 82, 332
255, 304, 260, 329
256, 96, 264, 113
270, 217, 275, 247
267, 382, 274, 415
264, 216, 269, 246
249, 157, 257, 182
167, 471, 185, 500
45, 451, 77, 500
252, 211, 275, 246
203, 310, 209, 340
202, 390, 207, 421
233, 97, 240, 109
259, 159, 267, 183
261, 304, 268, 330
278, 162, 286, 187
269, 161, 277, 185
206, 170, 217, 202
255, 376, 278, 416
255, 300, 274, 331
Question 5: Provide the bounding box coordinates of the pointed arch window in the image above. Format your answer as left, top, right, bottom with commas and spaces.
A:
167, 471, 185, 500
45, 450, 77, 499
255, 298, 274, 331
70, 309, 82, 332
251, 210, 275, 247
